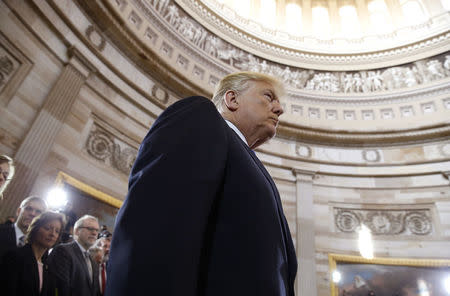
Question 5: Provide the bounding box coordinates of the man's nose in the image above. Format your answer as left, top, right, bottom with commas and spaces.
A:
273, 101, 283, 116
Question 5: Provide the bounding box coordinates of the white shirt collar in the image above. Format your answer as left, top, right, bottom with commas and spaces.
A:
225, 120, 248, 146
14, 223, 24, 245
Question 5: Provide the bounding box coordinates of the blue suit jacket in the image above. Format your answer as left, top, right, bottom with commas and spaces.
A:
106, 96, 297, 296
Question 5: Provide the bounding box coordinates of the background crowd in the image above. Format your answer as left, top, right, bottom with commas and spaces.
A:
0, 154, 110, 296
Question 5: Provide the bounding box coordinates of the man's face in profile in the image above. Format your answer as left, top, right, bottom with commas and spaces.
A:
234, 80, 284, 147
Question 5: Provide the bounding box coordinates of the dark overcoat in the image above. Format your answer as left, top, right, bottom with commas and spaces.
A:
106, 96, 297, 296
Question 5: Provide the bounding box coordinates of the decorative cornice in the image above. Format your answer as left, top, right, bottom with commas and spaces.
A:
176, 0, 450, 70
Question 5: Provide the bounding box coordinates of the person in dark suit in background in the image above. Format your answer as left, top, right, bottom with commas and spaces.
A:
0, 211, 65, 296
48, 215, 101, 296
0, 196, 47, 261
106, 72, 297, 296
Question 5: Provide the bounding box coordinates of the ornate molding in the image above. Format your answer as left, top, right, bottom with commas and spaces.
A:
129, 0, 450, 94
0, 32, 33, 106
85, 123, 138, 175
334, 207, 433, 236
176, 0, 450, 69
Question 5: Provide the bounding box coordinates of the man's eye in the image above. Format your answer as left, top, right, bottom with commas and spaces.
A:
264, 94, 273, 101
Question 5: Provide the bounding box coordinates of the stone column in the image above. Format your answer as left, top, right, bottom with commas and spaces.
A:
294, 169, 317, 296
384, 0, 404, 28
355, 0, 370, 33
328, 0, 340, 36
250, 0, 260, 20
421, 0, 445, 17
301, 0, 312, 34
0, 47, 95, 218
276, 0, 286, 28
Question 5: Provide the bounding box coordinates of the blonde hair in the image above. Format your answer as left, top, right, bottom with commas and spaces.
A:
211, 71, 285, 113
0, 155, 14, 199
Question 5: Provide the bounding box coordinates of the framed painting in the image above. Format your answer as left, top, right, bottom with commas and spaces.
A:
54, 171, 123, 232
329, 253, 450, 296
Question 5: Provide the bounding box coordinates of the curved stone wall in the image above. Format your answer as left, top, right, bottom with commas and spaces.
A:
0, 1, 448, 296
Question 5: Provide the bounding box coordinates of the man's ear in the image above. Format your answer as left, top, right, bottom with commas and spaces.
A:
224, 90, 239, 111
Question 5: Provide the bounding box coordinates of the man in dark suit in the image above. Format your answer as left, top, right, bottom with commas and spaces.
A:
48, 215, 101, 296
0, 196, 47, 261
106, 72, 297, 296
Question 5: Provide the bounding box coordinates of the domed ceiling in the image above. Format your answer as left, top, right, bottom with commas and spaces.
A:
77, 0, 450, 145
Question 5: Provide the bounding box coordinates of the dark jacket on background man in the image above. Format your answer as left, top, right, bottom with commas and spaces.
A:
0, 223, 17, 262
48, 241, 100, 296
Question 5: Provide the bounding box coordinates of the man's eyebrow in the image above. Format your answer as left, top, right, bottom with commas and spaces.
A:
265, 89, 278, 100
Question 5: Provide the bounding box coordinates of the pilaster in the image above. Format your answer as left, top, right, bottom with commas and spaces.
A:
0, 47, 95, 217
294, 169, 317, 296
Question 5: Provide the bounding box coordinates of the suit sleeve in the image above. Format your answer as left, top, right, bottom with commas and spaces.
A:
47, 245, 71, 296
0, 250, 20, 295
106, 97, 229, 296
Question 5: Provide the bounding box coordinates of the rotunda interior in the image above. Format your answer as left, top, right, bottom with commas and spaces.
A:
0, 0, 449, 295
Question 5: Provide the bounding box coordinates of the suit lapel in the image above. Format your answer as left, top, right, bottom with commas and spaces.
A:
228, 128, 297, 284
71, 242, 93, 287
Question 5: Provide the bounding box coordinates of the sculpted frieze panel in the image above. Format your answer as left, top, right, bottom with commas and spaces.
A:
85, 123, 138, 175
0, 55, 16, 93
0, 33, 33, 105
334, 207, 433, 236
129, 0, 450, 94
86, 25, 106, 51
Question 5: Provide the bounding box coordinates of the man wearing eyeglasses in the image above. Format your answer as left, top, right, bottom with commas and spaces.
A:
48, 215, 101, 296
0, 196, 47, 261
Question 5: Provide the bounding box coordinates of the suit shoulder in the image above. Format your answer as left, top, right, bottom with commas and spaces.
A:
0, 223, 14, 232
50, 242, 73, 256
0, 224, 15, 241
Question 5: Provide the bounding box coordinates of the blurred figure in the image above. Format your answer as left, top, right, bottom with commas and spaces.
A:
95, 230, 112, 295
96, 230, 112, 263
48, 215, 100, 296
88, 246, 104, 265
59, 201, 77, 243
3, 215, 15, 225
0, 154, 14, 199
0, 196, 47, 260
0, 211, 65, 296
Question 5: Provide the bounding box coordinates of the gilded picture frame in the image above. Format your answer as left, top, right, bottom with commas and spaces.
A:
329, 253, 450, 296
54, 171, 123, 209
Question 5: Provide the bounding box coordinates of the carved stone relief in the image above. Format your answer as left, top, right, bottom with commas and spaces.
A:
0, 55, 15, 92
134, 0, 450, 94
0, 33, 32, 105
440, 143, 450, 156
295, 145, 312, 158
362, 150, 380, 162
85, 25, 106, 51
85, 124, 138, 175
151, 84, 169, 104
443, 98, 450, 109
334, 208, 433, 236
